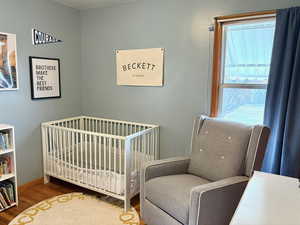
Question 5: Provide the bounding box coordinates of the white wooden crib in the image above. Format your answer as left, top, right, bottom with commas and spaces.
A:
41, 116, 159, 210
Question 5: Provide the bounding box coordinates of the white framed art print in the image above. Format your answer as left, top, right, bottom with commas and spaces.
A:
29, 56, 61, 100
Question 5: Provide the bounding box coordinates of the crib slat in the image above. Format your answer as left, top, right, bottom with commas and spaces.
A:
94, 135, 97, 189
149, 131, 151, 161
92, 119, 95, 132
51, 127, 54, 176
104, 137, 107, 190
58, 129, 63, 177
124, 138, 131, 211
80, 132, 83, 183
48, 127, 53, 175
67, 130, 71, 179
85, 133, 88, 184
119, 139, 122, 181
129, 124, 132, 136
151, 131, 154, 161
55, 128, 59, 176
99, 135, 102, 189
63, 129, 67, 178
109, 137, 112, 191
139, 133, 142, 169
113, 138, 116, 192
148, 133, 151, 161
44, 127, 49, 176
64, 130, 68, 178
72, 131, 75, 181
143, 134, 146, 163
134, 126, 137, 171
89, 133, 92, 186
42, 127, 47, 179
76, 131, 79, 182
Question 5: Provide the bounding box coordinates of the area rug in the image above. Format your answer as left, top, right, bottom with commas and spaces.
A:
9, 192, 140, 225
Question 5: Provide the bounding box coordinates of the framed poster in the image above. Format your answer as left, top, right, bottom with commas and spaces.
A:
0, 32, 18, 91
116, 48, 164, 86
29, 56, 61, 100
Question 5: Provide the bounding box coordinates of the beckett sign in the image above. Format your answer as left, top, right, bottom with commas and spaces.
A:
116, 48, 164, 86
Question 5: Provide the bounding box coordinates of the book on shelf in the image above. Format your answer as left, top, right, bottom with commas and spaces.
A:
0, 132, 10, 151
0, 156, 12, 176
0, 181, 15, 209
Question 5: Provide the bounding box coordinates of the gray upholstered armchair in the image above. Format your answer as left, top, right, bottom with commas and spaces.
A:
140, 115, 270, 225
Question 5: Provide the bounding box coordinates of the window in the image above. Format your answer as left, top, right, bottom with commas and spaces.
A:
211, 12, 276, 125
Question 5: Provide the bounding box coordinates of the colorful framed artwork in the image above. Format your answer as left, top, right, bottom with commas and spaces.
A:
0, 32, 18, 91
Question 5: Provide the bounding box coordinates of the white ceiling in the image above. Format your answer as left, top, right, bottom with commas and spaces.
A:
51, 0, 138, 10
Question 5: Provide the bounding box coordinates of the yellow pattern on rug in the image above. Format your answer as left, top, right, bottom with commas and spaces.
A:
9, 193, 140, 225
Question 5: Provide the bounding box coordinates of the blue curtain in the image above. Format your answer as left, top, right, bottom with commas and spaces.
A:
263, 7, 300, 177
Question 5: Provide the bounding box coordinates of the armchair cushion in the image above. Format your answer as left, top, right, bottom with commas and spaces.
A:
188, 118, 252, 181
145, 174, 210, 225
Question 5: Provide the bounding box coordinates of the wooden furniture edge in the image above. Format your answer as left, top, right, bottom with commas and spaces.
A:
215, 10, 276, 21
210, 19, 222, 117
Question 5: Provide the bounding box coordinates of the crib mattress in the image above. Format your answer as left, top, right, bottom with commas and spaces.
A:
47, 156, 139, 195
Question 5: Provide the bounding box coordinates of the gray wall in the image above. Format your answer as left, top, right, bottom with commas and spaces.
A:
80, 0, 300, 159
0, 0, 81, 185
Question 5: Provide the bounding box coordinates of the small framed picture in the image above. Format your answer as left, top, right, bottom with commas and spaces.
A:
0, 32, 18, 91
29, 56, 61, 100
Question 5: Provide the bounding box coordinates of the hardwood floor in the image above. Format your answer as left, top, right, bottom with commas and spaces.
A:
0, 178, 145, 225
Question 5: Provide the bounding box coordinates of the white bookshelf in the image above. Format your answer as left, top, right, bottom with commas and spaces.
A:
0, 124, 18, 212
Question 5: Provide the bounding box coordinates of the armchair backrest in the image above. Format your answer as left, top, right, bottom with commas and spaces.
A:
188, 115, 270, 181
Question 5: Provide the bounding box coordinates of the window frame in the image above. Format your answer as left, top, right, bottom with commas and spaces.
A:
210, 10, 276, 118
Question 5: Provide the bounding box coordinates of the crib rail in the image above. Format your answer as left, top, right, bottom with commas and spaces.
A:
41, 116, 159, 211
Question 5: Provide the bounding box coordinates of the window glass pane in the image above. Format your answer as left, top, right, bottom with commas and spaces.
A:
223, 20, 275, 84
220, 88, 266, 125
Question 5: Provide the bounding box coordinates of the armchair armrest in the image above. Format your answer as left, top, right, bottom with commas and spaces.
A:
140, 157, 190, 219
189, 176, 249, 225
143, 157, 191, 182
